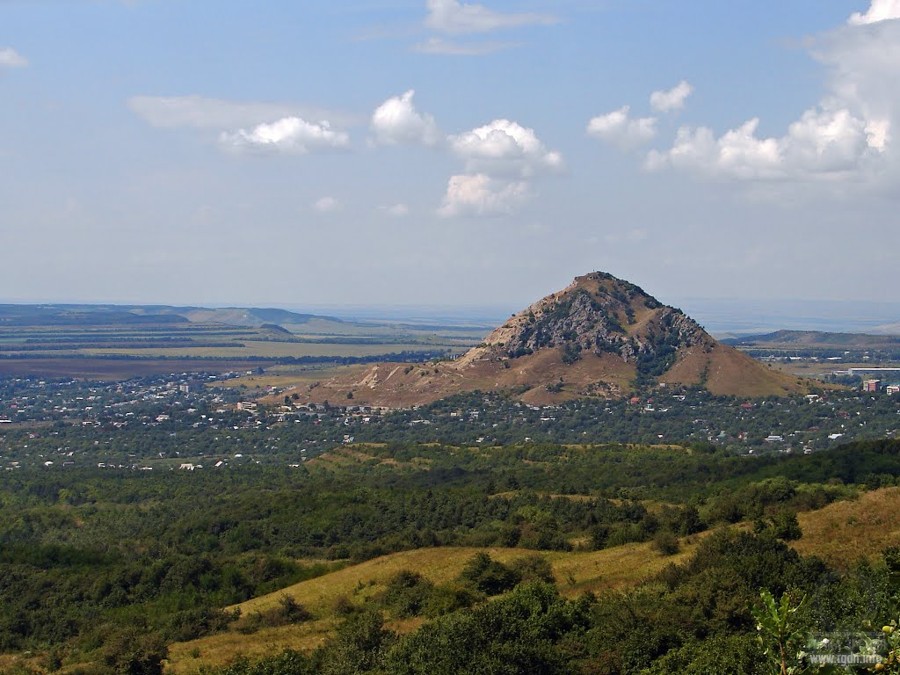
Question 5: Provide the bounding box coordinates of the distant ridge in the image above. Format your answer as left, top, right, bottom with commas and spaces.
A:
0, 304, 343, 328
724, 330, 900, 348
288, 271, 814, 407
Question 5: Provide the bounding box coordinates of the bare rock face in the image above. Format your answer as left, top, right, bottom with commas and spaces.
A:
470, 272, 715, 380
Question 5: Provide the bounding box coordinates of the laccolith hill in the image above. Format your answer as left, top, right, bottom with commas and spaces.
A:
292, 272, 812, 407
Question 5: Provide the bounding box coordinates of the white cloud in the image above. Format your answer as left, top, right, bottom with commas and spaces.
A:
313, 196, 341, 213
848, 0, 900, 25
586, 106, 657, 147
449, 118, 563, 176
646, 107, 876, 180
650, 80, 694, 113
370, 90, 441, 146
438, 173, 529, 217
0, 47, 27, 68
381, 203, 410, 217
647, 119, 780, 179
425, 0, 557, 35
647, 2, 900, 188
412, 37, 513, 55
220, 117, 350, 154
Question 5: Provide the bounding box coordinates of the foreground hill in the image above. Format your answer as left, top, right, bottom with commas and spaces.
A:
287, 272, 811, 407
165, 541, 704, 673
164, 486, 900, 673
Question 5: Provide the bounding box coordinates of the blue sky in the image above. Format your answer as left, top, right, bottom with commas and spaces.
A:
2, 0, 898, 313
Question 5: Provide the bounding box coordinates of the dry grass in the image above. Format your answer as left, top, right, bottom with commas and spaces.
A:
793, 486, 900, 570
165, 540, 703, 673
661, 344, 811, 397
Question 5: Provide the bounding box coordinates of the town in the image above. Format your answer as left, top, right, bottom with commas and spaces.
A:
2, 371, 899, 472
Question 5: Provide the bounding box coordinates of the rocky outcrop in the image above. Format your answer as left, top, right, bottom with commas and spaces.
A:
469, 272, 715, 381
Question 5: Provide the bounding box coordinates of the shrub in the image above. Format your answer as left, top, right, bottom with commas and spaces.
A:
510, 554, 556, 584
380, 570, 435, 618
459, 552, 521, 596
653, 531, 680, 556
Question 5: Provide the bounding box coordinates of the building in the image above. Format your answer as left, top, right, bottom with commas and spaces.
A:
863, 379, 881, 393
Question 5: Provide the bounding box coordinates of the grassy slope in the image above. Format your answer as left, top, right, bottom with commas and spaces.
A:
792, 486, 900, 570
165, 540, 703, 673
660, 343, 811, 397
165, 487, 900, 673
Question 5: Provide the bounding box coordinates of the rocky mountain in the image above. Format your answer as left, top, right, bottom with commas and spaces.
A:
288, 272, 813, 407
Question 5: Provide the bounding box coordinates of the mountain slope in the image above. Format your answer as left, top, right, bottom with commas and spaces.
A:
288, 272, 811, 407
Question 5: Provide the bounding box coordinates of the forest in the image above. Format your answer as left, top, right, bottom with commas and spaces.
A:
0, 434, 898, 673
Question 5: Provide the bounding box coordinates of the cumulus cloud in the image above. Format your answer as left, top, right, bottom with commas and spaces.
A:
220, 117, 350, 154
646, 107, 877, 180
449, 119, 563, 176
438, 173, 529, 217
412, 37, 513, 55
313, 196, 341, 213
587, 106, 657, 147
370, 90, 441, 146
0, 47, 27, 68
425, 0, 557, 35
848, 0, 900, 25
647, 1, 899, 187
650, 80, 694, 113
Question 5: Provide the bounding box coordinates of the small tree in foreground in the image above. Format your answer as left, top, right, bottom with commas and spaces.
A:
752, 589, 807, 675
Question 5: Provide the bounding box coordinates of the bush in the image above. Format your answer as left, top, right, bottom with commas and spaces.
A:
510, 554, 556, 584
459, 552, 521, 596
380, 570, 435, 618
653, 531, 680, 556
424, 582, 482, 617
769, 511, 802, 541
235, 595, 311, 634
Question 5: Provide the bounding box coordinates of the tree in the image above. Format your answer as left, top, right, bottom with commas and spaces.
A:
459, 552, 520, 596
318, 609, 394, 674
752, 589, 807, 675
101, 627, 168, 675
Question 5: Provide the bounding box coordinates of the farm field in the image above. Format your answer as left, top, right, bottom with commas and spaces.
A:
0, 304, 490, 380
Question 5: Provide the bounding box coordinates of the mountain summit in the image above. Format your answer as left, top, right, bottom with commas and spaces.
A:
291, 272, 812, 407
459, 272, 712, 376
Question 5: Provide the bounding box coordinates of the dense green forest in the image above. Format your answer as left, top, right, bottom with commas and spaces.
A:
1, 437, 898, 673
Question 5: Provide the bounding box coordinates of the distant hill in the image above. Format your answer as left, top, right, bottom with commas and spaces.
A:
0, 304, 189, 326
724, 330, 900, 348
0, 303, 343, 329
288, 271, 812, 407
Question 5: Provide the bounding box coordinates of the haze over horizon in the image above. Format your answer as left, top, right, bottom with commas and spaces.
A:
2, 1, 899, 310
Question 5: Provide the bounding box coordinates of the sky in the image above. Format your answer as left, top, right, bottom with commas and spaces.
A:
2, 0, 899, 315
